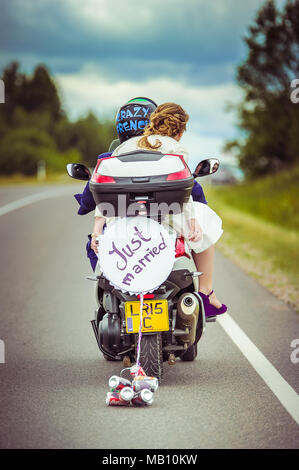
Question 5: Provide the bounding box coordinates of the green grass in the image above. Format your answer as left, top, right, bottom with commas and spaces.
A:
0, 172, 78, 186
204, 171, 299, 312
206, 165, 299, 231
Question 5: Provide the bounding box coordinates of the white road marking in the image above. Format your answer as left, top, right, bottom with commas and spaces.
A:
2, 189, 298, 426
0, 188, 74, 216
218, 314, 299, 425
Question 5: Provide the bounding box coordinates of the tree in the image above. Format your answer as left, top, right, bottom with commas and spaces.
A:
225, 0, 299, 177
0, 62, 116, 175
22, 65, 64, 121
63, 112, 116, 166
0, 62, 64, 126
0, 62, 25, 127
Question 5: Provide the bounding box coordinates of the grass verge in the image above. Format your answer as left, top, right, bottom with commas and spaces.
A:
205, 187, 299, 312
0, 173, 78, 186
207, 165, 299, 231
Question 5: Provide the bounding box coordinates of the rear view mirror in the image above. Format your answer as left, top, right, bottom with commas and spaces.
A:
193, 158, 220, 177
66, 163, 91, 181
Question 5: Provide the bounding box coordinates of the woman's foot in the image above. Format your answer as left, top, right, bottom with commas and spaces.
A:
199, 289, 222, 308
198, 289, 227, 318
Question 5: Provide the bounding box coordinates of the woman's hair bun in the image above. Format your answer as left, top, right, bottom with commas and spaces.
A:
138, 103, 189, 150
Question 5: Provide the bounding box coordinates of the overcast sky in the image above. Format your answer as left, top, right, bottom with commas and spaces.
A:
0, 0, 285, 168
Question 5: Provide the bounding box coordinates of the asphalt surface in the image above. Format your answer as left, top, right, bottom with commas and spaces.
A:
0, 184, 298, 449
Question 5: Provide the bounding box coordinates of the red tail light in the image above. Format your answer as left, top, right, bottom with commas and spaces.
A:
175, 236, 191, 259
92, 157, 116, 183
93, 174, 116, 183
166, 154, 191, 181
137, 294, 155, 299
167, 168, 191, 181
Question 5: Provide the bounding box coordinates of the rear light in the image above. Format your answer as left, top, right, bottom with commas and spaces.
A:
166, 154, 191, 181
137, 294, 155, 299
93, 174, 116, 183
92, 157, 116, 183
167, 168, 191, 181
175, 236, 191, 259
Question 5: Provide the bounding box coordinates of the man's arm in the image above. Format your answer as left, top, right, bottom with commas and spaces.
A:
74, 152, 112, 215
191, 180, 208, 204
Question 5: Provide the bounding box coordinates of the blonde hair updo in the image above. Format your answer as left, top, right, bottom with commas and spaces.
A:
138, 102, 189, 151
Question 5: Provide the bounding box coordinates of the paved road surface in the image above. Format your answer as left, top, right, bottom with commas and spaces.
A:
0, 184, 298, 449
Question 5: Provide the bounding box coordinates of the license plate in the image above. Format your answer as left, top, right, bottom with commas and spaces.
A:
125, 300, 169, 334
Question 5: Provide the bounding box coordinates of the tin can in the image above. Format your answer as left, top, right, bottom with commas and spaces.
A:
119, 386, 134, 402
106, 391, 130, 406
108, 375, 132, 391
130, 365, 146, 378
132, 376, 159, 393
132, 388, 153, 406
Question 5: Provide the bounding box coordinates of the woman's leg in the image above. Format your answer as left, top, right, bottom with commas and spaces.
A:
192, 245, 222, 309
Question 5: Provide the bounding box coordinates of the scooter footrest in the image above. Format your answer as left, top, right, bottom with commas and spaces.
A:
206, 316, 217, 322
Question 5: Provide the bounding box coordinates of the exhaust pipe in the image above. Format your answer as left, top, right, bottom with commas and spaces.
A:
175, 293, 199, 345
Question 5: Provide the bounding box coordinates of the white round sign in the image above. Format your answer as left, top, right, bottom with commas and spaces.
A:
97, 217, 176, 294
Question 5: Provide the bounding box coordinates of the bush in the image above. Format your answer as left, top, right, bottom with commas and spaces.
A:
0, 127, 81, 175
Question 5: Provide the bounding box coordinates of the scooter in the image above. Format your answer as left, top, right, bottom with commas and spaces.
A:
67, 152, 219, 382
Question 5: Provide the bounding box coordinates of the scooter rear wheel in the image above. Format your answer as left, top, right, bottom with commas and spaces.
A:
137, 333, 163, 383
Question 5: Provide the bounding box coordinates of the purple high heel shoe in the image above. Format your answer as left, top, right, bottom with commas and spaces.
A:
198, 290, 227, 318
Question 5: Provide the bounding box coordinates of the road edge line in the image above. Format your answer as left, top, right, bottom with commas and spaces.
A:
0, 188, 73, 216
218, 314, 299, 425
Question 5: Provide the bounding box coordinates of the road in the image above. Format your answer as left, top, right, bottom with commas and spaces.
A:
0, 184, 298, 449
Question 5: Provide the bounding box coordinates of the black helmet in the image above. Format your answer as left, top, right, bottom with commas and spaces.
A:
116, 97, 157, 143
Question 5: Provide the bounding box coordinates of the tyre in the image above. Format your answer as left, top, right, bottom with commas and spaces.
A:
137, 333, 163, 382
180, 343, 197, 361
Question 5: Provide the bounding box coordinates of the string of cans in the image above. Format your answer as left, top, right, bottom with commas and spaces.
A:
106, 364, 159, 407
